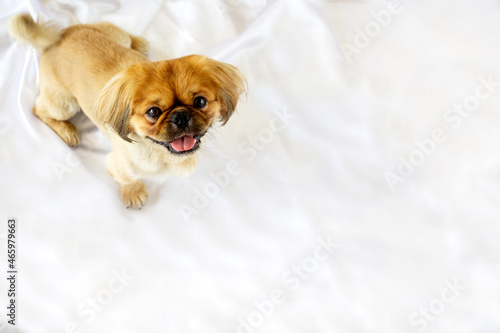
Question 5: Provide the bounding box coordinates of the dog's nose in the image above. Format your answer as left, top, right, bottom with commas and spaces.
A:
170, 110, 191, 129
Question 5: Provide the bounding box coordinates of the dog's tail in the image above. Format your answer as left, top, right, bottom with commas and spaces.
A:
8, 13, 61, 52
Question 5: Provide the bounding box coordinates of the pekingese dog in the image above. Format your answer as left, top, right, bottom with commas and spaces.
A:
9, 14, 246, 209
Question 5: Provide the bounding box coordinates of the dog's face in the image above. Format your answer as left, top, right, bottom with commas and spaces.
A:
97, 55, 246, 158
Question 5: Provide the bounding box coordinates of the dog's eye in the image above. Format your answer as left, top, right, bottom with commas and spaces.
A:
193, 96, 207, 109
146, 107, 162, 119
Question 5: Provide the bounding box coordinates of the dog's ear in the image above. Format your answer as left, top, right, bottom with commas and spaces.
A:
96, 71, 134, 142
206, 59, 247, 125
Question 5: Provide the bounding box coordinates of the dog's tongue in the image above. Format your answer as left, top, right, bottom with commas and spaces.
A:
171, 135, 196, 152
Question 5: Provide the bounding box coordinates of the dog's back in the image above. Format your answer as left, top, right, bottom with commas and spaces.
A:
9, 14, 150, 109
9, 14, 149, 62
7, 13, 150, 147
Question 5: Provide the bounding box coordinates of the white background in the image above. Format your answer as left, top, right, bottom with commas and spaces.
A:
1, 0, 500, 332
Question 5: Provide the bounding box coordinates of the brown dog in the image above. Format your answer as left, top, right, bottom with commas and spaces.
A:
9, 14, 246, 209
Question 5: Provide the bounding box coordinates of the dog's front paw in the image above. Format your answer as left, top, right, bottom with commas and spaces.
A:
120, 181, 149, 209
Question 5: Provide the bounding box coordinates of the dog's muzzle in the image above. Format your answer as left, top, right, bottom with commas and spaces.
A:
146, 131, 206, 154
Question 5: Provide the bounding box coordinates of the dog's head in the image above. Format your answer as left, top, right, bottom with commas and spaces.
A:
96, 55, 246, 157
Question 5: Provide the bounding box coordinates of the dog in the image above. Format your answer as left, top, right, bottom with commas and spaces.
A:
9, 13, 246, 209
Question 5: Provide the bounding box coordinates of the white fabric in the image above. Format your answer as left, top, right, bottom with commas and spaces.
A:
1, 0, 500, 332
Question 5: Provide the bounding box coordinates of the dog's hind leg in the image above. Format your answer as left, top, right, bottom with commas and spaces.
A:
33, 78, 81, 147
129, 35, 149, 56
94, 22, 149, 56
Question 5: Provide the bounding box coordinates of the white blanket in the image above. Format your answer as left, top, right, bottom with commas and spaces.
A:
1, 0, 500, 332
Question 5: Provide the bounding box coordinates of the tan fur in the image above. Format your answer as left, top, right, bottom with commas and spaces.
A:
8, 14, 61, 51
9, 13, 246, 209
